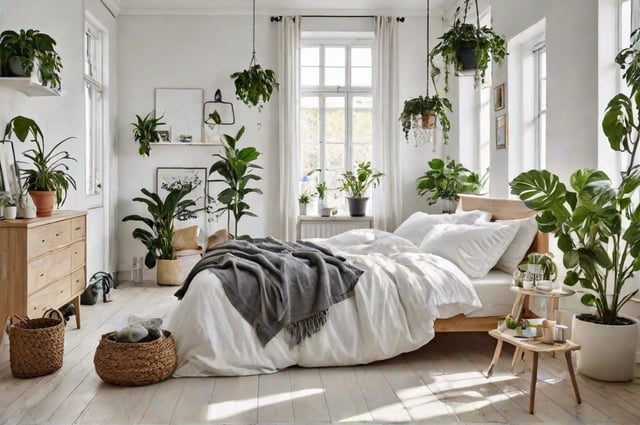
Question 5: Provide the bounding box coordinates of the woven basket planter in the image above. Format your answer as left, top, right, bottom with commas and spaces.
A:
9, 312, 65, 378
94, 330, 177, 386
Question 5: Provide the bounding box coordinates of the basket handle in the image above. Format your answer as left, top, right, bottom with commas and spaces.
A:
43, 309, 65, 323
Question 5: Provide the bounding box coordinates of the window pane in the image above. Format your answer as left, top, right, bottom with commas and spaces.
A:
353, 143, 372, 166
325, 47, 345, 66
301, 143, 320, 178
325, 67, 345, 86
301, 47, 320, 66
325, 97, 345, 143
352, 96, 372, 144
351, 67, 372, 87
326, 143, 345, 172
301, 66, 319, 86
301, 100, 319, 143
351, 47, 371, 66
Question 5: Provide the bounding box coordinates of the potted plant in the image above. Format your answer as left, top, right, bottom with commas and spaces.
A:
0, 29, 63, 90
132, 111, 164, 156
298, 190, 314, 216
339, 161, 384, 217
315, 182, 328, 216
2, 115, 76, 216
122, 184, 197, 286
400, 95, 452, 144
209, 126, 262, 239
428, 0, 507, 92
416, 157, 487, 213
509, 29, 640, 382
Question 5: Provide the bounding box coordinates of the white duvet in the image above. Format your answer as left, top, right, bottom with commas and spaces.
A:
168, 229, 481, 376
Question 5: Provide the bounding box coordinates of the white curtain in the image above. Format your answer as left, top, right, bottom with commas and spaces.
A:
277, 16, 301, 240
373, 17, 401, 231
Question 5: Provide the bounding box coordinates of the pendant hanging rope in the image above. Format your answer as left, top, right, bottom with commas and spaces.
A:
426, 0, 430, 97
251, 0, 257, 66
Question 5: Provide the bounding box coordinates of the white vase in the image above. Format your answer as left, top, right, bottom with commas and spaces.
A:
317, 198, 325, 216
4, 206, 17, 219
572, 314, 639, 382
299, 203, 307, 216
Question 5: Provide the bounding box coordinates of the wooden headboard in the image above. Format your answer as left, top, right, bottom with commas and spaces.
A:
458, 194, 549, 255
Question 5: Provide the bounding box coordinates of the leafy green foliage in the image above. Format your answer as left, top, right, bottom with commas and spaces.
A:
0, 29, 63, 90
428, 0, 507, 93
298, 189, 315, 205
339, 162, 384, 199
230, 62, 279, 111
209, 126, 262, 239
131, 111, 164, 156
416, 157, 488, 205
315, 182, 327, 200
2, 115, 76, 207
510, 77, 640, 324
122, 187, 197, 268
399, 95, 452, 142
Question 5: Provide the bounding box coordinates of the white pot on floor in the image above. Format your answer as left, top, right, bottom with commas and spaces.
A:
572, 314, 639, 382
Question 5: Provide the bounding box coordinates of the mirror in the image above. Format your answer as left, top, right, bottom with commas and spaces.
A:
155, 88, 203, 143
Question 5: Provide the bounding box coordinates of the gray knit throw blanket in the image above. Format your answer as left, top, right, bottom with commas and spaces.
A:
175, 238, 363, 347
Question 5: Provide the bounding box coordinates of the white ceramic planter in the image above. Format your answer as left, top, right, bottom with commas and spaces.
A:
4, 206, 17, 219
572, 314, 639, 382
299, 203, 307, 216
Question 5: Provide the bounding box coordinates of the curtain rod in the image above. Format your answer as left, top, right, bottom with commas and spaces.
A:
270, 16, 404, 22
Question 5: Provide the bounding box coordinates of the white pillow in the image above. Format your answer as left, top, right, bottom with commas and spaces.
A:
494, 216, 539, 273
419, 222, 519, 278
455, 208, 492, 223
393, 211, 489, 246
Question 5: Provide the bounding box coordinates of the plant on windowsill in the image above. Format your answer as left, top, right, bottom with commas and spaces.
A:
131, 111, 164, 156
2, 115, 77, 217
298, 190, 315, 216
400, 94, 452, 144
0, 29, 63, 90
339, 161, 384, 217
416, 157, 487, 213
209, 126, 262, 239
122, 181, 197, 286
508, 28, 640, 382
428, 0, 507, 93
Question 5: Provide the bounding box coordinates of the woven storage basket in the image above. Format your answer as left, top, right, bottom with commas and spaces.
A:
94, 330, 177, 386
9, 311, 65, 378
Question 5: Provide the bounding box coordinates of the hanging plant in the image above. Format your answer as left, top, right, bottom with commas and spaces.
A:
400, 95, 452, 143
429, 0, 507, 92
230, 0, 279, 111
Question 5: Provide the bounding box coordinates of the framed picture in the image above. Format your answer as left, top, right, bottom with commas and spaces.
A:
157, 130, 171, 143
496, 114, 508, 150
494, 84, 505, 111
156, 167, 208, 234
0, 141, 21, 201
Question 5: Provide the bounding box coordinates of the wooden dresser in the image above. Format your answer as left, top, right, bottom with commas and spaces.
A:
0, 211, 86, 328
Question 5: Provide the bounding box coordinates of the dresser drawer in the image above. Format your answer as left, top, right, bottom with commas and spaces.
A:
27, 246, 72, 295
27, 220, 72, 259
70, 240, 85, 270
27, 274, 71, 317
71, 268, 86, 295
71, 216, 86, 242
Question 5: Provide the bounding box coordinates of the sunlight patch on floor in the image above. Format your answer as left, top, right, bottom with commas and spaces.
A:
206, 388, 324, 420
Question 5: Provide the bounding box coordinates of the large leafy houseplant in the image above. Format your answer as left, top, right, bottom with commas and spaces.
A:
122, 186, 197, 269
0, 29, 63, 90
131, 111, 164, 157
339, 161, 384, 199
510, 30, 640, 327
400, 95, 452, 143
416, 157, 487, 206
209, 126, 262, 239
2, 115, 76, 211
429, 0, 507, 92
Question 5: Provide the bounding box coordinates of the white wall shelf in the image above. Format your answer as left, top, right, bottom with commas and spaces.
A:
0, 77, 60, 96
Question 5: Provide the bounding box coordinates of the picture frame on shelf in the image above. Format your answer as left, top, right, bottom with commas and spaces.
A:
494, 84, 505, 111
0, 141, 21, 200
157, 130, 171, 143
496, 114, 508, 150
156, 167, 208, 235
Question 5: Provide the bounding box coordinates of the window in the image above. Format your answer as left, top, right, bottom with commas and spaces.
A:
533, 43, 547, 170
300, 41, 373, 212
84, 19, 104, 201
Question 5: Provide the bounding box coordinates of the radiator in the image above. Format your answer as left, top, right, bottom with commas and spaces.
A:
297, 216, 373, 239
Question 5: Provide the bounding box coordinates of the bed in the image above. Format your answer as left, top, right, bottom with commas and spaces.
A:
167, 196, 546, 376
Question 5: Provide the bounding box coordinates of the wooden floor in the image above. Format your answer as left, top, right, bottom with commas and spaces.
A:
1, 283, 640, 425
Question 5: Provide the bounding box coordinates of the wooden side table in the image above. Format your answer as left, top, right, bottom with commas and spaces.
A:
486, 329, 581, 414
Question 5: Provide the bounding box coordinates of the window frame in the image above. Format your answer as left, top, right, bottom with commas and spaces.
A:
532, 42, 547, 170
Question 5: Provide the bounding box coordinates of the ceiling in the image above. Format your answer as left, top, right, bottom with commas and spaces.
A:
115, 0, 449, 16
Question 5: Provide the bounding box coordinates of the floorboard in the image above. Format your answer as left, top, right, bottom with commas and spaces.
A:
1, 281, 639, 425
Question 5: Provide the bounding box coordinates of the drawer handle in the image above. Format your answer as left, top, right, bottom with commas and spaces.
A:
59, 289, 64, 294
75, 227, 81, 231
74, 251, 78, 255
40, 273, 45, 278
41, 239, 46, 243
55, 233, 60, 237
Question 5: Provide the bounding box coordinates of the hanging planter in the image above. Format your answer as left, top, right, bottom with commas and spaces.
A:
429, 0, 507, 92
399, 95, 452, 142
230, 0, 279, 111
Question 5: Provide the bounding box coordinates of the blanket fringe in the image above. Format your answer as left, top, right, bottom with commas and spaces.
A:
285, 310, 328, 348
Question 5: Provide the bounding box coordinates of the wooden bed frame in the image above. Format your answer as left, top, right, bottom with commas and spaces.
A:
433, 195, 549, 332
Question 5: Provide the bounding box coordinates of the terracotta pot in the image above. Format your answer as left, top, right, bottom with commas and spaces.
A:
29, 191, 56, 217
157, 259, 183, 286
421, 111, 437, 129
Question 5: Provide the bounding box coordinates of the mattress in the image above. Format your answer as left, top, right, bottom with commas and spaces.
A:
466, 269, 516, 317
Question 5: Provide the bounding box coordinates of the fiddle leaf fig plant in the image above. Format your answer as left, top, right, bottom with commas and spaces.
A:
209, 126, 263, 239
131, 111, 164, 157
416, 157, 487, 205
509, 29, 640, 326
